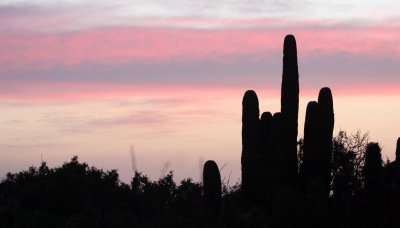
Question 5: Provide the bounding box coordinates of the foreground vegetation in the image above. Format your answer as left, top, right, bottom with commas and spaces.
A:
1, 131, 400, 227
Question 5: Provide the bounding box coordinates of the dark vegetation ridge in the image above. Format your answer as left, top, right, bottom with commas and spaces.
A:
1, 35, 400, 227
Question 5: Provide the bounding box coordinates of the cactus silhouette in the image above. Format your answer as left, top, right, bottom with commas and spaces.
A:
270, 112, 285, 186
280, 34, 299, 185
241, 90, 260, 198
260, 112, 273, 157
318, 87, 334, 195
258, 111, 273, 203
300, 101, 322, 192
384, 137, 400, 186
363, 143, 382, 200
396, 137, 400, 162
394, 137, 400, 185
299, 88, 334, 196
203, 160, 222, 211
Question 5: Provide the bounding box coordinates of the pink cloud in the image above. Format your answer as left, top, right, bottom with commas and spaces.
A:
1, 81, 399, 105
0, 81, 247, 103
1, 22, 399, 72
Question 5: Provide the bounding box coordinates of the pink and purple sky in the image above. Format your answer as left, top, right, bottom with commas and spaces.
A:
1, 0, 399, 183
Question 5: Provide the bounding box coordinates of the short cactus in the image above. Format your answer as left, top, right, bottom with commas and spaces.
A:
260, 112, 273, 156
299, 101, 323, 193
203, 160, 222, 210
363, 143, 383, 200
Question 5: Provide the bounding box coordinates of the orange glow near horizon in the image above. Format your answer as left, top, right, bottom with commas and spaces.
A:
1, 15, 399, 184
1, 82, 399, 183
2, 81, 400, 102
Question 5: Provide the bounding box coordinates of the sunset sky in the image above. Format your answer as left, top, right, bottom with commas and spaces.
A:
1, 1, 399, 183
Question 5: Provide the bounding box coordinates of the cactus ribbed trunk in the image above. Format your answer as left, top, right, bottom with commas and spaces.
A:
241, 90, 260, 198
203, 160, 222, 211
318, 87, 334, 195
258, 112, 273, 203
363, 143, 383, 200
300, 101, 322, 189
280, 34, 299, 185
271, 112, 285, 186
260, 112, 273, 158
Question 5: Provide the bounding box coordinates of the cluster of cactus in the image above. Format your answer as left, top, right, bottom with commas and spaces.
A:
241, 34, 300, 201
205, 34, 394, 208
299, 87, 334, 196
240, 34, 337, 202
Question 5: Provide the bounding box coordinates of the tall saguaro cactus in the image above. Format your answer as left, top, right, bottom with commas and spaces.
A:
241, 90, 260, 197
318, 87, 334, 194
203, 160, 222, 211
363, 143, 383, 200
300, 101, 322, 188
280, 34, 299, 184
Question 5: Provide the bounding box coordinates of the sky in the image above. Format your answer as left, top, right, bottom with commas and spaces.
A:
0, 0, 399, 184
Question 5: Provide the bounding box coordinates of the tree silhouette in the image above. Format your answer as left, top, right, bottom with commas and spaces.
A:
331, 131, 369, 196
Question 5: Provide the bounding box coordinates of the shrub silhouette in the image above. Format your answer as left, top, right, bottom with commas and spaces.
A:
332, 173, 350, 204
331, 130, 369, 197
0, 157, 134, 227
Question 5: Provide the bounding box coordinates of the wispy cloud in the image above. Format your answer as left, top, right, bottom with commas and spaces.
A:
4, 119, 25, 125
1, 22, 399, 72
1, 1, 399, 31
0, 19, 399, 102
